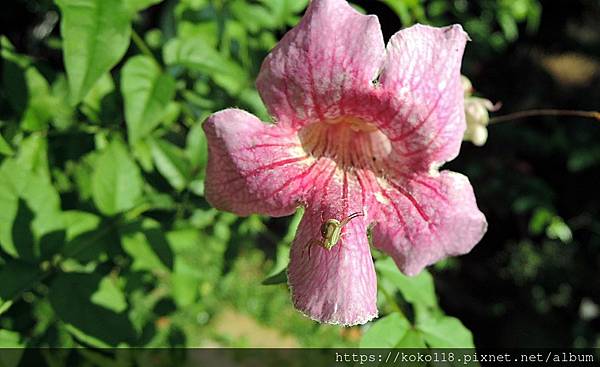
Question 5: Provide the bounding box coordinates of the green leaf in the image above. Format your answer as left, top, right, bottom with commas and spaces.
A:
63, 211, 102, 240
497, 10, 519, 42
230, 1, 277, 32
0, 330, 24, 348
261, 268, 287, 285
49, 272, 136, 347
55, 0, 132, 104
20, 67, 56, 131
16, 133, 50, 180
82, 73, 115, 114
360, 313, 410, 348
0, 331, 24, 366
90, 276, 127, 313
163, 37, 248, 94
185, 122, 208, 172
382, 0, 412, 25
376, 258, 437, 308
1, 37, 59, 131
0, 134, 13, 156
61, 216, 118, 263
1, 43, 29, 119
49, 74, 77, 130
260, 0, 309, 27
150, 138, 191, 191
120, 219, 173, 272
0, 159, 63, 259
529, 208, 554, 235
121, 56, 176, 144
0, 260, 43, 315
132, 139, 154, 172
546, 216, 572, 243
395, 328, 427, 348
0, 43, 56, 131
1, 36, 29, 67
73, 152, 98, 201
167, 229, 225, 307
124, 0, 163, 13
92, 139, 143, 216
417, 314, 475, 348
262, 209, 303, 284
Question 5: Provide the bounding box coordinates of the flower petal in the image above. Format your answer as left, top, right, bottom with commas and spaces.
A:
377, 24, 469, 170
287, 171, 378, 325
256, 0, 385, 127
370, 171, 487, 276
204, 108, 326, 217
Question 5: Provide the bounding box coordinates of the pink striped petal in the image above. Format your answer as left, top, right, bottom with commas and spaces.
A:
375, 24, 469, 171
204, 108, 321, 217
288, 172, 377, 325
370, 171, 487, 275
256, 0, 385, 128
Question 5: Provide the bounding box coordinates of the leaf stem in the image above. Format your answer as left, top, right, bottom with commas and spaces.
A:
131, 29, 156, 63
489, 109, 600, 124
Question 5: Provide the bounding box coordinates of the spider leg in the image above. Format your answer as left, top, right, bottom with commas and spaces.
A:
339, 211, 365, 227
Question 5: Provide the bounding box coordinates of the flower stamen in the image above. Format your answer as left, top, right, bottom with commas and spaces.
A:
299, 117, 392, 171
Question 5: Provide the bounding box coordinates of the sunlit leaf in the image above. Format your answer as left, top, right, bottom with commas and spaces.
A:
0, 133, 13, 156
150, 138, 191, 192
376, 258, 437, 308
20, 67, 55, 131
0, 159, 62, 259
16, 133, 50, 181
55, 0, 132, 104
360, 312, 410, 348
167, 229, 225, 307
124, 0, 163, 13
91, 276, 127, 313
121, 56, 176, 144
60, 211, 119, 265
163, 37, 248, 94
185, 122, 207, 172
547, 216, 572, 243
0, 332, 23, 366
120, 218, 173, 272
417, 314, 475, 348
91, 139, 143, 216
261, 268, 287, 285
0, 329, 24, 348
395, 328, 427, 348
81, 73, 115, 118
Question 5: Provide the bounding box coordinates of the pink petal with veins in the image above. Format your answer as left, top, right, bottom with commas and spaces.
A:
256, 0, 385, 128
204, 108, 313, 217
370, 171, 487, 276
288, 173, 377, 326
377, 24, 469, 169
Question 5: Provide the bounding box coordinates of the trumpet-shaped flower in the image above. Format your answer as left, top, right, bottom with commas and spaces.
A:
203, 0, 487, 325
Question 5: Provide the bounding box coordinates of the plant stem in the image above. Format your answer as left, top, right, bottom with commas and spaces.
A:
131, 29, 156, 62
489, 109, 600, 124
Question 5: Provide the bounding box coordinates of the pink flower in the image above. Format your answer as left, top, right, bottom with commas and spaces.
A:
203, 0, 487, 325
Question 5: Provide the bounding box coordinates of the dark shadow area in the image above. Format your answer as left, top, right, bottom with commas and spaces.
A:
48, 272, 137, 347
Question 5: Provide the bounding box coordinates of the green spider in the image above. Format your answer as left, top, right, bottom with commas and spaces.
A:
303, 211, 365, 258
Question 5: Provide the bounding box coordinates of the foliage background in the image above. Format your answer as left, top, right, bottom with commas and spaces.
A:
0, 0, 599, 361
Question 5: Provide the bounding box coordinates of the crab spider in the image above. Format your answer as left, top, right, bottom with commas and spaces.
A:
303, 211, 365, 258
